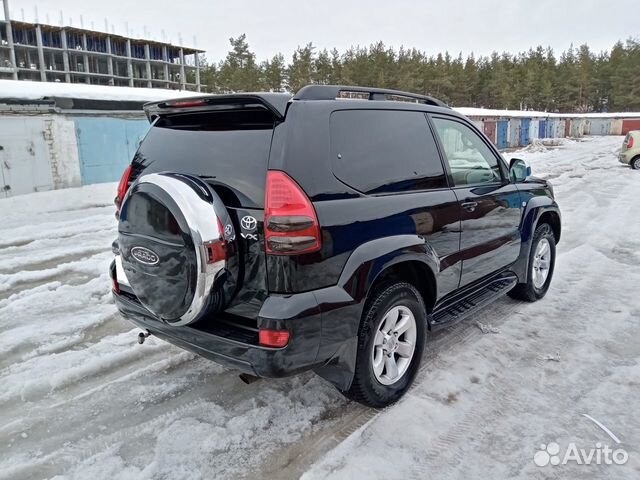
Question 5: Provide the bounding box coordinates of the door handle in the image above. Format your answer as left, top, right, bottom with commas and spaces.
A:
461, 201, 478, 212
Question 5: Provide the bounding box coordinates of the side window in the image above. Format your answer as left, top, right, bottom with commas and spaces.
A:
432, 117, 503, 186
330, 110, 446, 194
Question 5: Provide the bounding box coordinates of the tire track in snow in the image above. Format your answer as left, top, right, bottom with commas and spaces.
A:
274, 298, 521, 479
407, 251, 638, 479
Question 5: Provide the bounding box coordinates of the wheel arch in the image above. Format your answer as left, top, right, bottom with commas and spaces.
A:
513, 198, 561, 283
538, 210, 561, 244
368, 260, 437, 315
337, 234, 439, 313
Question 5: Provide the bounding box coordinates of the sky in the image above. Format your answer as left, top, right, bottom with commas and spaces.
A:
6, 0, 639, 63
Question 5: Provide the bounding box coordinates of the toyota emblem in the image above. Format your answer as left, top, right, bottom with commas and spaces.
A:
241, 216, 257, 231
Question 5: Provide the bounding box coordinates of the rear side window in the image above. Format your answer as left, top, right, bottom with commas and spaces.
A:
330, 110, 446, 194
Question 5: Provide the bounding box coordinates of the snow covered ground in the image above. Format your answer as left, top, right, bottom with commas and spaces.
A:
1, 136, 638, 479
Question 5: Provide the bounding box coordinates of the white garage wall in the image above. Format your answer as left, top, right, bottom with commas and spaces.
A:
0, 114, 81, 198
0, 116, 54, 197
0, 115, 81, 197
45, 116, 81, 190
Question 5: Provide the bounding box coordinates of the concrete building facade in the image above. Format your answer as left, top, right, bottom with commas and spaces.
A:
0, 0, 202, 91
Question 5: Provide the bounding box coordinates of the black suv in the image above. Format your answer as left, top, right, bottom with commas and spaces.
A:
110, 85, 560, 408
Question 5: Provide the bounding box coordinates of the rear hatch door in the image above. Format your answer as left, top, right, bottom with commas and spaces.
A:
127, 95, 289, 320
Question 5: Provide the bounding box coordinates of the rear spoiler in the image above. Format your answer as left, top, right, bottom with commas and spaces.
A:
143, 93, 292, 123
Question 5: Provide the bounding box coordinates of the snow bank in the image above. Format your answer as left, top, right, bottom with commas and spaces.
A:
1, 79, 638, 118
455, 106, 640, 119
0, 79, 203, 103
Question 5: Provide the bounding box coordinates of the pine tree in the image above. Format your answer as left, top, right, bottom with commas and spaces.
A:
217, 34, 261, 92
313, 49, 333, 85
288, 43, 316, 93
194, 35, 640, 112
261, 53, 287, 92
576, 44, 595, 111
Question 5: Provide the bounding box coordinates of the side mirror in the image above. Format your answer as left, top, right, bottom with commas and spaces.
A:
509, 158, 531, 183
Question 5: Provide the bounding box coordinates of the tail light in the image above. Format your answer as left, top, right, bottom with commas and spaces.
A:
627, 135, 634, 149
259, 329, 290, 347
264, 171, 321, 255
115, 165, 133, 212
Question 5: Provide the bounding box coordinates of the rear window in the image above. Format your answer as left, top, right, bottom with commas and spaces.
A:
330, 110, 446, 194
133, 109, 275, 208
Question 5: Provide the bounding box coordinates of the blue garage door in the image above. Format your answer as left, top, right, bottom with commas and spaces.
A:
520, 118, 531, 145
538, 120, 547, 138
497, 120, 509, 149
75, 117, 150, 185
547, 120, 555, 138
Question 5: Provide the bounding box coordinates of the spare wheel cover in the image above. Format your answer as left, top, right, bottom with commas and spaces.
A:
119, 172, 238, 326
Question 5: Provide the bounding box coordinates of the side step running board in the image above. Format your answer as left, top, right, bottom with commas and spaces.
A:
431, 275, 518, 328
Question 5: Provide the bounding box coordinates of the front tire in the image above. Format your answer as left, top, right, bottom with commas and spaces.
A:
631, 156, 640, 170
508, 223, 556, 302
344, 282, 427, 408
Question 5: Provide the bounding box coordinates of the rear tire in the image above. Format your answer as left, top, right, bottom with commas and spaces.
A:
343, 282, 427, 408
508, 223, 556, 302
631, 156, 640, 170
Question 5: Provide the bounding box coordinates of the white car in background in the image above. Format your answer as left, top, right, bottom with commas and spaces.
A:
620, 131, 640, 169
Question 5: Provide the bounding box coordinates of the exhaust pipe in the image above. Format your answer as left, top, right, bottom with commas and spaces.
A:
137, 330, 151, 344
239, 373, 261, 384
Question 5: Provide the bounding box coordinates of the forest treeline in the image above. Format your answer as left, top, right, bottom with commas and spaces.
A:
194, 34, 640, 112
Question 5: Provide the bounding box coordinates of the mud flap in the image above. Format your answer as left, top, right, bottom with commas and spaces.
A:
313, 336, 358, 391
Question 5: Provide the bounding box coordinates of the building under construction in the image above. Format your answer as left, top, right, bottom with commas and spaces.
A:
0, 0, 203, 91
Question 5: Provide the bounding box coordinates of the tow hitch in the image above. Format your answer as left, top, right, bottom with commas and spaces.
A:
137, 330, 151, 344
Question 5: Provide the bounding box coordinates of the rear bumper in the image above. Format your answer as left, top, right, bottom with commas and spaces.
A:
111, 261, 360, 380
619, 150, 636, 164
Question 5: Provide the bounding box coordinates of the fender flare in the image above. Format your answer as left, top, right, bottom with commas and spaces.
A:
337, 234, 439, 306
513, 197, 561, 282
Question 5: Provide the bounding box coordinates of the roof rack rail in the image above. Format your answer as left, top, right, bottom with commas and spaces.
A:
293, 85, 450, 108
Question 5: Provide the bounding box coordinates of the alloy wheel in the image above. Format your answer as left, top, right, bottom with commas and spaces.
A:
371, 305, 417, 385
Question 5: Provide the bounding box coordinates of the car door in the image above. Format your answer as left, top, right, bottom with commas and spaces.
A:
430, 115, 522, 287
